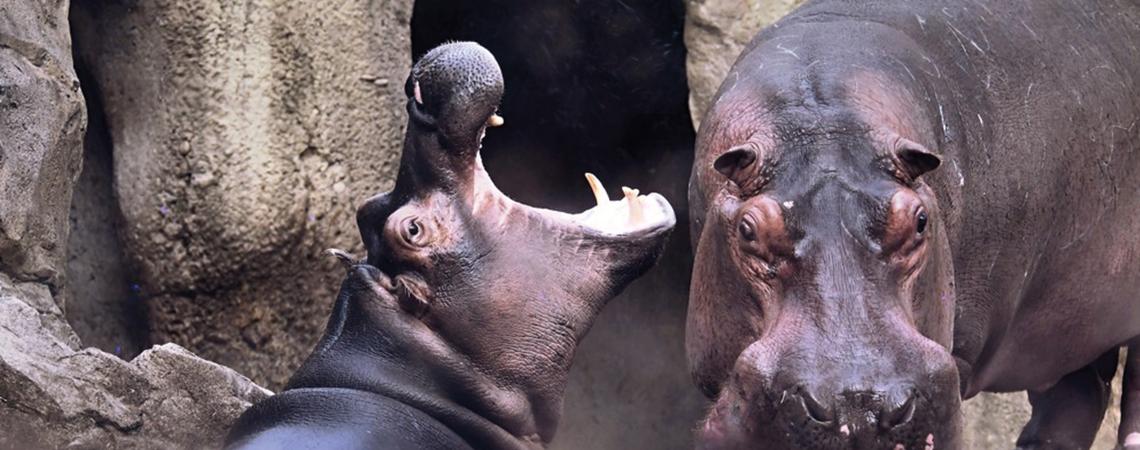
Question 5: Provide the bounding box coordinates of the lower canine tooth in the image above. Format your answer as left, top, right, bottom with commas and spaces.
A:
622, 187, 644, 226
487, 114, 504, 127
326, 248, 356, 269
585, 173, 609, 207
414, 81, 424, 104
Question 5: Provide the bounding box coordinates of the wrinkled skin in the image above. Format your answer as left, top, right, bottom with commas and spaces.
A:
227, 42, 675, 450
688, 1, 1140, 449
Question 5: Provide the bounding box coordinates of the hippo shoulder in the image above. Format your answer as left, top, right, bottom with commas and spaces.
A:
226, 387, 473, 450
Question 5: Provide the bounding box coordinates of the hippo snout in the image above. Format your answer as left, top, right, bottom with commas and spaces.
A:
699, 331, 961, 450
793, 386, 917, 430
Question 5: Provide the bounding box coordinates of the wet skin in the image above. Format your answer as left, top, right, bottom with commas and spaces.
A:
226, 42, 675, 450
687, 1, 1140, 449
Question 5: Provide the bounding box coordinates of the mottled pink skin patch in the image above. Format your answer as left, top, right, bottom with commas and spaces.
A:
845, 70, 936, 152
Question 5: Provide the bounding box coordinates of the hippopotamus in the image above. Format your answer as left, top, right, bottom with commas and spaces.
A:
686, 1, 1140, 448
225, 42, 675, 450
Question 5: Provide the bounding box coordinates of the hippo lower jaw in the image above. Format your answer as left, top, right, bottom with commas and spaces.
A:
470, 153, 675, 242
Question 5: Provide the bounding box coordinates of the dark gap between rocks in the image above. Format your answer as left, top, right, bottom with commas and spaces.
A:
411, 2, 706, 449
64, 41, 150, 361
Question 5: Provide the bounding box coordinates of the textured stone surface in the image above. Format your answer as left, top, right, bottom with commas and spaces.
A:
70, 0, 414, 388
684, 0, 804, 129
1, 274, 269, 449
0, 0, 87, 291
2, 3, 268, 448
65, 83, 147, 359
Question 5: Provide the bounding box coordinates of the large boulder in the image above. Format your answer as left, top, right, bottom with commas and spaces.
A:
0, 0, 86, 292
2, 2, 269, 448
1, 274, 269, 449
70, 0, 414, 387
684, 0, 805, 129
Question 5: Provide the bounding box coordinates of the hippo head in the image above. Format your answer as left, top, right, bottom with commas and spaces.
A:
687, 39, 961, 449
352, 42, 675, 444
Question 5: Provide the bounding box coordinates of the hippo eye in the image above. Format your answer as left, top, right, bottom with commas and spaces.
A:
399, 217, 428, 247
738, 220, 756, 242
916, 209, 928, 234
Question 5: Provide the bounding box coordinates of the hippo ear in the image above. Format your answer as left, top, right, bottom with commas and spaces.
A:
713, 145, 761, 190
894, 139, 941, 180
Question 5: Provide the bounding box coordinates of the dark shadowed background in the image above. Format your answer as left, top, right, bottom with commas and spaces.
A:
411, 2, 706, 447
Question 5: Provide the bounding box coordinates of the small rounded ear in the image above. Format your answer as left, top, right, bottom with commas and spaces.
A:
895, 139, 942, 180
356, 192, 398, 266
713, 145, 760, 189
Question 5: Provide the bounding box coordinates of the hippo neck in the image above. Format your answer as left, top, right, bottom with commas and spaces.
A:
284, 282, 549, 450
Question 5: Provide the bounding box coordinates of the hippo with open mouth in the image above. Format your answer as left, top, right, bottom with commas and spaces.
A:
688, 1, 1140, 449
225, 42, 675, 450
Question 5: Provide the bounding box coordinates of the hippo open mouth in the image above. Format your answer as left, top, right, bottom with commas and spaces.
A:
339, 41, 674, 447
471, 163, 675, 241
228, 42, 675, 450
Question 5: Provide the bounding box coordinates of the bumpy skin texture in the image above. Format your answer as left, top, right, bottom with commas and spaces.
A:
227, 42, 675, 450
688, 1, 1140, 449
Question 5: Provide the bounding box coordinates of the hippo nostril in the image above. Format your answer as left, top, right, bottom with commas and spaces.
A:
798, 389, 835, 425
879, 390, 918, 430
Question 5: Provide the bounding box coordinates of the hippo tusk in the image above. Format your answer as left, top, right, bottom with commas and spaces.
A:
487, 114, 504, 127
413, 80, 424, 104
326, 248, 357, 270
622, 186, 643, 226
584, 172, 609, 207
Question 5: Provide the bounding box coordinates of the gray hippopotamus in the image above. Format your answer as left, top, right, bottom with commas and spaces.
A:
687, 1, 1140, 449
225, 42, 675, 450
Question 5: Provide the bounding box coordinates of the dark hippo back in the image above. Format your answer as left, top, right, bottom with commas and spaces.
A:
227, 388, 471, 450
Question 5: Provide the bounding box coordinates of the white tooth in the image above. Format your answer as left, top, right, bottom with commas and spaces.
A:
623, 186, 644, 226
414, 81, 424, 104
487, 114, 504, 127
585, 173, 609, 207
326, 248, 356, 269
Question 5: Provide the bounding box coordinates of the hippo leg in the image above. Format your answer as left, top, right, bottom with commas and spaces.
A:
1015, 348, 1120, 450
1120, 339, 1140, 449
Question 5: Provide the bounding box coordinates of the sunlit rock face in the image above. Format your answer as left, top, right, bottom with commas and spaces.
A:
1, 3, 269, 447
69, 0, 413, 388
0, 0, 86, 290
684, 0, 806, 130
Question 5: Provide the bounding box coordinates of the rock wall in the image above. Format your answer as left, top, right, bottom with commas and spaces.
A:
682, 0, 1123, 448
1, 275, 268, 449
684, 0, 805, 130
1, 1, 268, 448
70, 0, 414, 388
0, 0, 85, 293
